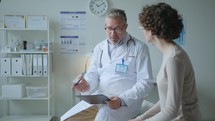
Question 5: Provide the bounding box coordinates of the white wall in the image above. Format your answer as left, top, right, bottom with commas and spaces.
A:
0, 0, 215, 120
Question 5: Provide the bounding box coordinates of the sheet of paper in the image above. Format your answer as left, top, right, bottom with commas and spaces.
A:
60, 100, 92, 121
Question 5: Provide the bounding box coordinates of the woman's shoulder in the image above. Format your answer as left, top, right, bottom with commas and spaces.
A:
165, 45, 191, 68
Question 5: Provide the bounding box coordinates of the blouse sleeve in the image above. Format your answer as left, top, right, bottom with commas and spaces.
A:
135, 101, 161, 120
143, 57, 185, 121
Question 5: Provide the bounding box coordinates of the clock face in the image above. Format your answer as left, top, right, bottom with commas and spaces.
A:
89, 0, 108, 16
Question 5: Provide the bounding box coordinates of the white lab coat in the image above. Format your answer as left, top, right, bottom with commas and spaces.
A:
84, 33, 153, 121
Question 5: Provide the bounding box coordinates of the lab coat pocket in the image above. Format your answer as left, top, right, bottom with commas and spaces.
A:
125, 56, 136, 74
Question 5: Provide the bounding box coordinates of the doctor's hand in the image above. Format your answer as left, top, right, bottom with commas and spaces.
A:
106, 96, 121, 109
72, 77, 90, 92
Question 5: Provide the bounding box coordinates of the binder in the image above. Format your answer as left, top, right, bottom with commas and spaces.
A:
37, 54, 43, 75
43, 54, 48, 75
33, 54, 38, 75
29, 54, 33, 75
1, 58, 11, 75
12, 58, 22, 75
25, 54, 32, 75
21, 54, 26, 75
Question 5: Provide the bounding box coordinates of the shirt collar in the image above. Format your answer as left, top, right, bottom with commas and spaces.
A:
107, 32, 128, 46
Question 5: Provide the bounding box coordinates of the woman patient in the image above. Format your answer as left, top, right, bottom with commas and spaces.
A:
129, 2, 201, 121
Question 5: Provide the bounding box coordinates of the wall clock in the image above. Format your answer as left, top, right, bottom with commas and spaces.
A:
89, 0, 109, 16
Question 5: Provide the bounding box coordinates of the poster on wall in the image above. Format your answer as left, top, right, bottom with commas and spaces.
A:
175, 27, 185, 45
175, 20, 186, 45
60, 36, 80, 54
59, 11, 87, 55
60, 11, 86, 30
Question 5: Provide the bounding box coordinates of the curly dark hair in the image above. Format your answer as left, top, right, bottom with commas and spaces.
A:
139, 3, 183, 40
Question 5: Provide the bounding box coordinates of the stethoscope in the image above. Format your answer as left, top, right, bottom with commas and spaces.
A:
98, 35, 135, 68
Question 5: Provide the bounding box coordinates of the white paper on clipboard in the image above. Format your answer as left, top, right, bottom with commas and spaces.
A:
60, 100, 92, 121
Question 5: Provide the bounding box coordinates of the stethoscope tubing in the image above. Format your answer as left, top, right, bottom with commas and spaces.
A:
99, 50, 103, 68
98, 35, 135, 68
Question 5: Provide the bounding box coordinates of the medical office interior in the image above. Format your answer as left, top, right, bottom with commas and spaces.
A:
0, 0, 214, 121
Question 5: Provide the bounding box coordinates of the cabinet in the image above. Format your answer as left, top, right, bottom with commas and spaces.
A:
0, 20, 54, 121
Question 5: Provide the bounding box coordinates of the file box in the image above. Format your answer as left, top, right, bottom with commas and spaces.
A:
2, 84, 25, 98
26, 86, 48, 98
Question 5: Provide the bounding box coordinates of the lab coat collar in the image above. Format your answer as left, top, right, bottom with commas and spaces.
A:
105, 33, 131, 60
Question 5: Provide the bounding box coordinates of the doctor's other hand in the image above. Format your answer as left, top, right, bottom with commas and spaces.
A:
106, 96, 121, 109
72, 77, 90, 92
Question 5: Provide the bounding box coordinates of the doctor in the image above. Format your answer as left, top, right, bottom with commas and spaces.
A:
73, 8, 153, 121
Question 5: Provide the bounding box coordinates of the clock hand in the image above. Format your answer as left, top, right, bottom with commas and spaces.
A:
98, 2, 105, 7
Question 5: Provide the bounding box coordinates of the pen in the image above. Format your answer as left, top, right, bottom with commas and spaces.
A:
74, 72, 85, 86
74, 78, 81, 86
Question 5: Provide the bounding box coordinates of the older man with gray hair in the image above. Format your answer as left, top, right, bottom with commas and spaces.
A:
73, 8, 153, 121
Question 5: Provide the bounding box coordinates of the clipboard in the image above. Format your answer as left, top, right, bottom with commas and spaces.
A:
76, 94, 110, 104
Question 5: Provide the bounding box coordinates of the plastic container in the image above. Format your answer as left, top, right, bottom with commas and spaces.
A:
34, 40, 48, 52
26, 86, 48, 98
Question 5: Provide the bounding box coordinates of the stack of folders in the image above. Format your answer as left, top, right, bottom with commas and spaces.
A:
22, 54, 48, 76
21, 54, 33, 75
1, 57, 23, 76
0, 54, 48, 76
